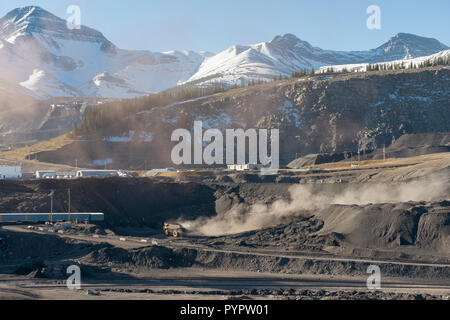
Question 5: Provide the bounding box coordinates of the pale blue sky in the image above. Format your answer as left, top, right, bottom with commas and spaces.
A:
1, 0, 449, 53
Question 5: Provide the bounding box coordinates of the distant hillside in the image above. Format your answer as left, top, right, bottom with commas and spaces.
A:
0, 95, 115, 149
17, 66, 449, 170
0, 84, 39, 149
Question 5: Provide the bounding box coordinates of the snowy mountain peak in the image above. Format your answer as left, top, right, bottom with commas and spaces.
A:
271, 33, 300, 42
391, 32, 448, 47
0, 6, 214, 99
374, 33, 448, 60
0, 6, 50, 43
1, 6, 61, 38
270, 33, 311, 48
3, 6, 48, 23
0, 6, 116, 53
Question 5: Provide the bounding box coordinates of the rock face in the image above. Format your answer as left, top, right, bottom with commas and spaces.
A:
34, 67, 450, 169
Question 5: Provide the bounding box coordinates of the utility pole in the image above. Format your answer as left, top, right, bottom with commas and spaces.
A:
68, 188, 71, 222
383, 144, 386, 162
349, 151, 352, 167
50, 190, 55, 223
75, 159, 78, 169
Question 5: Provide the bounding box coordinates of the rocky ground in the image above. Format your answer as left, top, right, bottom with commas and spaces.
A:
0, 152, 449, 300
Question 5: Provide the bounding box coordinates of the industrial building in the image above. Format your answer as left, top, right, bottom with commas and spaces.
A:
35, 171, 57, 178
227, 164, 261, 171
35, 171, 77, 179
76, 170, 119, 177
76, 170, 128, 177
33, 170, 126, 179
0, 165, 22, 179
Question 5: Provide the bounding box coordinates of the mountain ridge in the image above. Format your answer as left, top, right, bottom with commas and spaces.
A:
184, 32, 448, 86
0, 6, 448, 99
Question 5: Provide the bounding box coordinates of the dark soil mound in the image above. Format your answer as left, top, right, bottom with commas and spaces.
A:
85, 246, 198, 269
371, 133, 450, 159
199, 216, 344, 251
316, 201, 449, 252
0, 230, 107, 262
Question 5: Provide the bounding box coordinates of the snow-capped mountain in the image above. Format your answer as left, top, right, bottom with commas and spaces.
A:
184, 33, 449, 86
0, 6, 212, 99
0, 6, 448, 99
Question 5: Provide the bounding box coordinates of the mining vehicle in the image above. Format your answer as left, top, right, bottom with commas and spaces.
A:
163, 223, 185, 238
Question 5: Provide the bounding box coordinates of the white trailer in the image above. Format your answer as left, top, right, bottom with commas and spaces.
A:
76, 170, 120, 178
55, 172, 77, 179
36, 171, 57, 178
0, 166, 22, 179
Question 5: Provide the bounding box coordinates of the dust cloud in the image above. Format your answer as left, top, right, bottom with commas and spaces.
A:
180, 175, 449, 236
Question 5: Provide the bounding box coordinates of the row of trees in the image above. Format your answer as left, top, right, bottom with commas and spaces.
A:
291, 68, 315, 78
322, 55, 449, 74
367, 56, 449, 71
72, 84, 231, 134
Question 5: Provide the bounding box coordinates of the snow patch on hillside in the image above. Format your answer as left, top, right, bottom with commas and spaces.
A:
318, 49, 450, 73
104, 130, 135, 142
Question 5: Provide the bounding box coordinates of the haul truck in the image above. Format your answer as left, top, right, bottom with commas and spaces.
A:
163, 223, 185, 238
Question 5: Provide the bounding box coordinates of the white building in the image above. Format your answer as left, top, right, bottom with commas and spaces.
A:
35, 171, 77, 179
227, 164, 260, 171
55, 172, 77, 179
36, 171, 57, 178
0, 166, 22, 179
